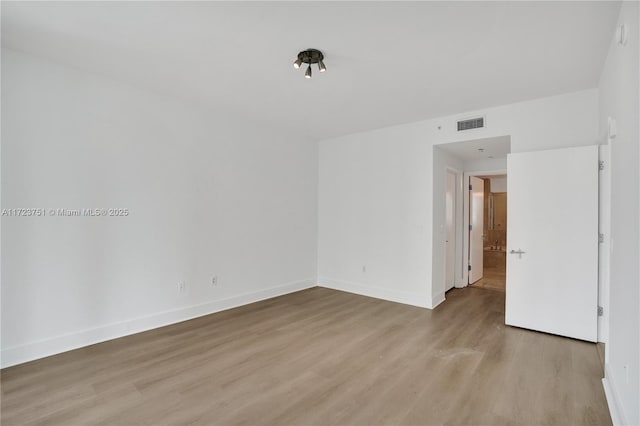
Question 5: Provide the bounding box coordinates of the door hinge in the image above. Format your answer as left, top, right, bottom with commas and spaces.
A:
469, 184, 473, 190
599, 233, 604, 243
599, 161, 605, 171
469, 224, 473, 231
598, 306, 604, 316
468, 265, 472, 271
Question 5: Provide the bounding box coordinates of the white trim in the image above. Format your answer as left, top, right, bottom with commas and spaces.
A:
318, 278, 430, 309
1, 279, 316, 368
430, 291, 446, 309
603, 363, 627, 426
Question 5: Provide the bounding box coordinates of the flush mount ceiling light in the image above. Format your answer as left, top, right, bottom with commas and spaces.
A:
293, 49, 326, 79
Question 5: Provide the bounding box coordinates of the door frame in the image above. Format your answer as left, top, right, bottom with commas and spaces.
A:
462, 169, 507, 287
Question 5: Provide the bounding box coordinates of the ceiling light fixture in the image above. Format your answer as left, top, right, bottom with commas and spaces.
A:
293, 49, 326, 78
318, 59, 326, 73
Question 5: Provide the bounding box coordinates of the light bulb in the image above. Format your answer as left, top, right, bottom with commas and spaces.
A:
318, 59, 326, 72
305, 65, 312, 79
293, 58, 303, 69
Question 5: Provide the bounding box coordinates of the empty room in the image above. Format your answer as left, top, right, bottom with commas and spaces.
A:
1, 1, 638, 425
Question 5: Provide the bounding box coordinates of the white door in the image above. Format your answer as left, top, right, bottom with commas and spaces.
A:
468, 176, 484, 284
506, 145, 598, 342
445, 170, 456, 291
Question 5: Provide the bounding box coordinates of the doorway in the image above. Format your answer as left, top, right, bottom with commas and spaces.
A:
462, 170, 508, 290
434, 135, 511, 302
467, 174, 508, 291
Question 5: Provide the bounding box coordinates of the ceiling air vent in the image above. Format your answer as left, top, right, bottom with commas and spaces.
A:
457, 117, 485, 131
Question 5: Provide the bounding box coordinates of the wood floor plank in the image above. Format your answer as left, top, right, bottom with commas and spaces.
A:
1, 286, 611, 426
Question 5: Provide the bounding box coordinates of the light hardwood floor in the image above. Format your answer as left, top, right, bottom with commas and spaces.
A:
472, 254, 506, 291
470, 268, 506, 291
1, 287, 611, 426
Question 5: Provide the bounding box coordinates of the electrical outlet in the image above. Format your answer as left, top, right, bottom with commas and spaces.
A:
178, 282, 186, 293
211, 276, 218, 286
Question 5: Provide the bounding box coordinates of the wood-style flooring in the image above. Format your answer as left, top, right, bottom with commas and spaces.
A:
1, 287, 611, 426
472, 259, 506, 291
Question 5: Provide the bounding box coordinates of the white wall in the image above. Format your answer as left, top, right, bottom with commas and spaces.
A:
318, 89, 598, 308
489, 176, 507, 193
464, 157, 508, 173
598, 2, 640, 424
317, 122, 434, 307
1, 49, 318, 367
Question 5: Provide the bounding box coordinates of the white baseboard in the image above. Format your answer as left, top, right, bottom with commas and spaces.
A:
318, 278, 430, 308
430, 291, 446, 309
1, 279, 316, 368
603, 363, 627, 426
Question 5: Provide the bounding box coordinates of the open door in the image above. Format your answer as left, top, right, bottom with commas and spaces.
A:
506, 145, 598, 342
468, 176, 484, 284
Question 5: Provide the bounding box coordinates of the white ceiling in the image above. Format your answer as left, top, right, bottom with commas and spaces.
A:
1, 1, 620, 140
436, 135, 511, 162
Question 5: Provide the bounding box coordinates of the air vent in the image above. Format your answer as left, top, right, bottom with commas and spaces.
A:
457, 117, 484, 131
